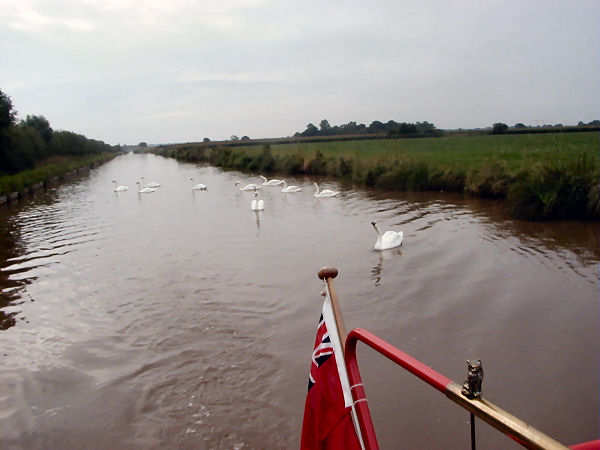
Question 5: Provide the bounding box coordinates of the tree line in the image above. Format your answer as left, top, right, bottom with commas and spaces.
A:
294, 119, 440, 138
293, 118, 599, 140
0, 89, 116, 176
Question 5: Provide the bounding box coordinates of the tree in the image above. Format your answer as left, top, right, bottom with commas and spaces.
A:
203, 137, 211, 143
241, 135, 250, 141
319, 119, 331, 135
0, 89, 18, 175
367, 120, 386, 134
302, 123, 319, 137
21, 115, 53, 143
492, 123, 508, 134
138, 142, 148, 147
4, 125, 43, 171
514, 123, 526, 128
0, 89, 17, 130
230, 135, 239, 141
390, 122, 418, 135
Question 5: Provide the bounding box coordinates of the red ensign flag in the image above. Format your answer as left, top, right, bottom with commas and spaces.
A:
300, 290, 363, 449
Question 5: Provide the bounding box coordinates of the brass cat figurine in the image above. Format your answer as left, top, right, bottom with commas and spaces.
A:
461, 359, 483, 399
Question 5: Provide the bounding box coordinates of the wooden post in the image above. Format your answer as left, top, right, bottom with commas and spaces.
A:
318, 267, 348, 356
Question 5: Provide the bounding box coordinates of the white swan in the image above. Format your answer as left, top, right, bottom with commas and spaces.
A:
112, 180, 128, 192
235, 181, 262, 191
141, 176, 160, 188
190, 177, 207, 190
371, 221, 403, 250
280, 180, 302, 193
136, 181, 157, 193
259, 175, 284, 186
250, 192, 264, 210
313, 182, 340, 197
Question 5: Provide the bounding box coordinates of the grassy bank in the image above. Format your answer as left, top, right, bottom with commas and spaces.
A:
151, 132, 599, 220
0, 153, 117, 198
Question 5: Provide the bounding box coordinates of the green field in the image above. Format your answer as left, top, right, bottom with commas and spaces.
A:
153, 132, 599, 220
271, 132, 596, 171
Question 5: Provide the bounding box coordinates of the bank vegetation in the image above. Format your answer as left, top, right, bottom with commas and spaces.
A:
0, 89, 119, 198
150, 132, 599, 221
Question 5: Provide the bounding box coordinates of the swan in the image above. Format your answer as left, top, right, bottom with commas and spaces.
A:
259, 175, 284, 186
250, 192, 264, 211
280, 180, 302, 193
136, 181, 157, 193
190, 177, 207, 190
112, 180, 128, 192
141, 177, 160, 188
371, 221, 403, 250
235, 181, 262, 191
313, 182, 340, 197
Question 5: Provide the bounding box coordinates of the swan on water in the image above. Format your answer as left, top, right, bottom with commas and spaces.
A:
141, 177, 160, 188
112, 180, 128, 192
235, 181, 262, 191
313, 182, 339, 197
259, 175, 284, 186
250, 192, 264, 210
371, 221, 403, 250
136, 181, 157, 193
280, 180, 302, 193
190, 178, 207, 190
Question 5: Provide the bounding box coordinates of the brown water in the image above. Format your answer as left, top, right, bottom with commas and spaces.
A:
0, 153, 598, 449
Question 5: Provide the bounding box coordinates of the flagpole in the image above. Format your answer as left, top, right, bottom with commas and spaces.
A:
318, 267, 348, 356
317, 267, 367, 450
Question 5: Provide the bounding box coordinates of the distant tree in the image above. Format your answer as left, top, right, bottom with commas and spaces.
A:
241, 135, 250, 141
386, 120, 399, 130
577, 121, 585, 127
203, 137, 211, 142
339, 121, 358, 134
138, 142, 148, 147
514, 123, 526, 128
21, 115, 53, 143
415, 121, 435, 132
302, 123, 319, 137
319, 119, 331, 135
230, 135, 239, 141
0, 89, 17, 130
367, 120, 386, 134
587, 120, 600, 126
492, 123, 508, 134
388, 122, 418, 136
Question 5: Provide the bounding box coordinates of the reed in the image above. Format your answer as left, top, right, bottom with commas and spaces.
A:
152, 132, 599, 220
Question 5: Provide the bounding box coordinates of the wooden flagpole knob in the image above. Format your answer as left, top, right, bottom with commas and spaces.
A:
318, 267, 338, 280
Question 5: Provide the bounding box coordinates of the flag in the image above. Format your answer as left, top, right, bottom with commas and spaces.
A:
300, 286, 363, 449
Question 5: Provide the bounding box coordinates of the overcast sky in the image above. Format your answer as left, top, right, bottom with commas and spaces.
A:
1, 0, 599, 145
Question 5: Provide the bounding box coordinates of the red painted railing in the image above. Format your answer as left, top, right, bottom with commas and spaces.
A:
345, 328, 453, 450
344, 328, 599, 450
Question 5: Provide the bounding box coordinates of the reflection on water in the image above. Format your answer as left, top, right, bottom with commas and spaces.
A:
253, 210, 262, 231
0, 153, 598, 448
370, 249, 403, 287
